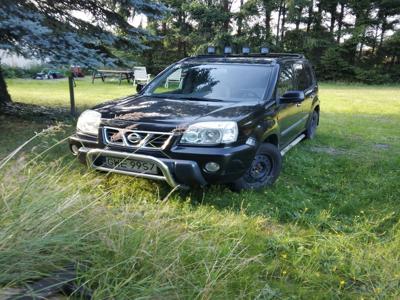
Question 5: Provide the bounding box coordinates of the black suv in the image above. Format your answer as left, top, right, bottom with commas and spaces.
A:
69, 53, 319, 191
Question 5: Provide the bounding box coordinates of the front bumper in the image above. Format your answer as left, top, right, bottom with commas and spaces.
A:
69, 134, 256, 187
81, 147, 206, 188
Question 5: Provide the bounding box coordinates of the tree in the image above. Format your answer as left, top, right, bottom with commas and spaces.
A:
0, 0, 167, 107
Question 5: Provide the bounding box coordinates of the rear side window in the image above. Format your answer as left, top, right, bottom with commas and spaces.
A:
277, 64, 295, 97
293, 62, 313, 91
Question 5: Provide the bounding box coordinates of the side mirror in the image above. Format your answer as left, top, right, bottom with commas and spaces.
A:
280, 91, 305, 103
136, 83, 145, 93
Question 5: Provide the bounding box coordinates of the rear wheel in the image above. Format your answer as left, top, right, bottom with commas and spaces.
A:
305, 110, 319, 139
229, 143, 282, 192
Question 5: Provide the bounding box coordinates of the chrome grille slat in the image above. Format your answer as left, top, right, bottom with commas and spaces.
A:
103, 126, 173, 150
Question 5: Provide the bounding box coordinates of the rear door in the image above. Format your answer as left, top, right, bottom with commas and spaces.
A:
277, 62, 305, 146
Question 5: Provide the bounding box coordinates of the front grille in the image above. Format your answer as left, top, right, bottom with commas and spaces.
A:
103, 126, 174, 150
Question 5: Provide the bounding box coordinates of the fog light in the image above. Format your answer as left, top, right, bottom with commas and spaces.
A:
205, 162, 220, 172
71, 144, 80, 155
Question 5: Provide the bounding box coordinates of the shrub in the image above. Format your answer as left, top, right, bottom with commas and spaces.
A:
1, 65, 45, 79
354, 67, 392, 84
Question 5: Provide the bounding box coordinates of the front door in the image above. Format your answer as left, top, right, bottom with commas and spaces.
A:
276, 62, 305, 147
293, 61, 317, 125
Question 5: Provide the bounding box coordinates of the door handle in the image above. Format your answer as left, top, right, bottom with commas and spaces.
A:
296, 103, 302, 107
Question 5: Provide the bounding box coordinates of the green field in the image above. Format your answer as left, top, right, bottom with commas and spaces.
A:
1, 79, 400, 299
6, 77, 136, 108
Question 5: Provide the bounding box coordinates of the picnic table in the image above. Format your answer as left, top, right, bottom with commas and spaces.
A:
92, 69, 134, 85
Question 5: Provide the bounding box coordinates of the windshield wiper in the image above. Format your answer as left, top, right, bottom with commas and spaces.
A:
177, 96, 224, 102
148, 94, 224, 102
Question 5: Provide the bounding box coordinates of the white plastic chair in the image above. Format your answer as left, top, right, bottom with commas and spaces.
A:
164, 69, 182, 88
133, 67, 151, 85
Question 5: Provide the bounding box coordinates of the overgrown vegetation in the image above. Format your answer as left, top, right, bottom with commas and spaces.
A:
1, 82, 399, 298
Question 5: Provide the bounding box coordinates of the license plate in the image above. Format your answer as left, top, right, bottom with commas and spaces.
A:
104, 156, 158, 174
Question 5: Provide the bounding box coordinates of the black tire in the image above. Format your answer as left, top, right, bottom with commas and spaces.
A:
229, 143, 282, 192
305, 110, 319, 139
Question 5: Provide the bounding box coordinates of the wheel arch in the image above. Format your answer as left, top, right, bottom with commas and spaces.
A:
263, 133, 279, 146
313, 105, 320, 124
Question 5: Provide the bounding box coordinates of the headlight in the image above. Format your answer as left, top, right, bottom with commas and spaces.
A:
76, 110, 101, 135
180, 121, 238, 145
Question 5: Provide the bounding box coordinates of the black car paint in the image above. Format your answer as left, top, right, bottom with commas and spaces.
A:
69, 55, 320, 187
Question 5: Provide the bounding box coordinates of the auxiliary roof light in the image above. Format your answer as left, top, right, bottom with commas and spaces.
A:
260, 47, 269, 54
207, 46, 216, 54
224, 46, 232, 55
242, 46, 250, 55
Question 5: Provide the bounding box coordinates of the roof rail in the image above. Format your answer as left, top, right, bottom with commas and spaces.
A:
261, 53, 305, 58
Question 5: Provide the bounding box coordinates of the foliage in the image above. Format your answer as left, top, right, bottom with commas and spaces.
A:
319, 47, 354, 81
0, 0, 167, 68
134, 0, 400, 84
0, 0, 168, 105
1, 82, 400, 298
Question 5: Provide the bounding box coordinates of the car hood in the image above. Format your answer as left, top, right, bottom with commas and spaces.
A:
95, 95, 261, 129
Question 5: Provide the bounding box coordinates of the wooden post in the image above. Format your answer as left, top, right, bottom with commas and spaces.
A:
68, 75, 76, 116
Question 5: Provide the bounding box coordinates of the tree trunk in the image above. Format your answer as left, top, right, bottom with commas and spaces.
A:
295, 7, 303, 30
264, 4, 271, 40
329, 6, 336, 33
379, 14, 387, 49
280, 3, 286, 43
222, 0, 231, 32
237, 0, 244, 36
358, 25, 367, 60
276, 1, 282, 45
306, 3, 313, 32
336, 3, 344, 43
372, 25, 379, 54
314, 0, 323, 31
0, 66, 12, 106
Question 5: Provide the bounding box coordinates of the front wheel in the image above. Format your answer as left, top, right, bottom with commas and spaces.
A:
229, 143, 282, 192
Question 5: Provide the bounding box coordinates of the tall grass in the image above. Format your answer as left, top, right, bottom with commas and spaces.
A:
0, 135, 267, 299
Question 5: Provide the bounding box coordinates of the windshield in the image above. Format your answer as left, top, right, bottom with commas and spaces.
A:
143, 63, 272, 102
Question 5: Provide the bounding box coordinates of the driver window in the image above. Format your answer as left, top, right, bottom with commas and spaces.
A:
294, 62, 312, 91
277, 64, 294, 97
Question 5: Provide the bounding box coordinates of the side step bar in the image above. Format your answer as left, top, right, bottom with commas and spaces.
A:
280, 134, 305, 156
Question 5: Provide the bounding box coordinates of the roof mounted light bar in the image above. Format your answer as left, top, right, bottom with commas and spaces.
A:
207, 46, 216, 54
224, 46, 232, 55
202, 45, 304, 58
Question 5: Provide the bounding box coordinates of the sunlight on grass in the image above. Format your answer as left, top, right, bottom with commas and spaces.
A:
6, 77, 136, 108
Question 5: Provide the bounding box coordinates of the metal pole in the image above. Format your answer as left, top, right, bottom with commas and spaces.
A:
68, 75, 76, 116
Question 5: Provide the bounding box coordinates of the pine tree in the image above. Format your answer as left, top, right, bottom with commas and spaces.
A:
0, 0, 167, 106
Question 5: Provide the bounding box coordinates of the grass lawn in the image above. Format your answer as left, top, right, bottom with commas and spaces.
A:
6, 77, 136, 109
1, 79, 400, 299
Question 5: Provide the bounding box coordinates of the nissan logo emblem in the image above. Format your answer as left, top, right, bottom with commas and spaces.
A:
127, 132, 142, 144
